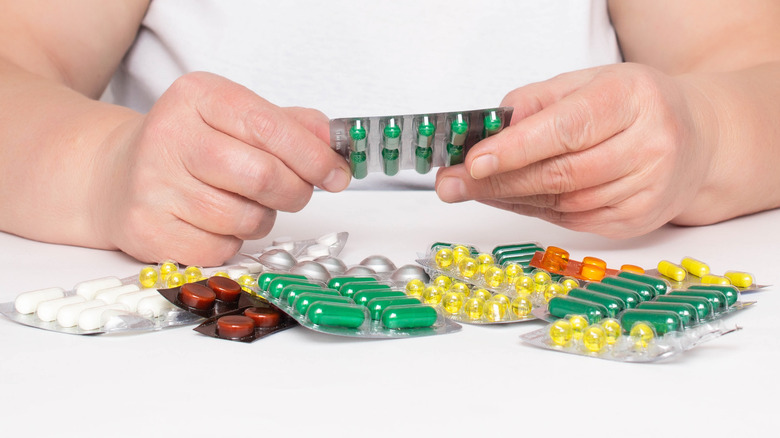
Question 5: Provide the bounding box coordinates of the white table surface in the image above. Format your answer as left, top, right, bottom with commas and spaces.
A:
1, 190, 778, 437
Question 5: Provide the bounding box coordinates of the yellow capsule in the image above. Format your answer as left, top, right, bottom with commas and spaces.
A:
476, 253, 496, 274
441, 291, 465, 314
629, 322, 656, 350
433, 275, 452, 290
540, 246, 569, 272
435, 247, 454, 269
580, 263, 606, 281
492, 293, 510, 307
138, 266, 159, 289
503, 263, 525, 284
463, 297, 486, 320
544, 283, 565, 303
560, 277, 579, 292
601, 318, 622, 345
458, 257, 479, 278
701, 274, 731, 286
582, 325, 607, 353
183, 266, 203, 283
568, 315, 588, 340
212, 271, 230, 278
510, 295, 533, 317
549, 319, 573, 346
452, 245, 471, 264
450, 281, 470, 296
484, 299, 508, 322
532, 270, 552, 292
237, 274, 256, 293
620, 264, 645, 274
422, 286, 444, 305
483, 266, 505, 288
471, 288, 492, 301
681, 257, 710, 278
725, 271, 754, 288
405, 279, 425, 297
515, 275, 535, 295
159, 260, 179, 281
166, 272, 186, 288
657, 260, 686, 282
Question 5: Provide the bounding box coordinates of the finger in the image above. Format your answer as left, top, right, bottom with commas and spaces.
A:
499, 68, 602, 121
282, 106, 332, 144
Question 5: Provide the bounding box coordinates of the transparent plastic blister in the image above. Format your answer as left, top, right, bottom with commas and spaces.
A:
329, 107, 513, 178
647, 256, 766, 292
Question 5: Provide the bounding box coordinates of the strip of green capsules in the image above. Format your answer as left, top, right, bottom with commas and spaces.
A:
382, 117, 401, 176
446, 113, 468, 166
349, 119, 368, 179
415, 115, 435, 174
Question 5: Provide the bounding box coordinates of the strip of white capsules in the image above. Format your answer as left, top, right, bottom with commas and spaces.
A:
116, 289, 160, 312
14, 287, 66, 314
94, 284, 141, 304
74, 276, 123, 300
136, 294, 176, 318
77, 303, 129, 330
57, 300, 107, 328
36, 296, 86, 322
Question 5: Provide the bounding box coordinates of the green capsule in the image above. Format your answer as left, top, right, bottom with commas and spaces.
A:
497, 254, 535, 267
268, 278, 320, 299
415, 115, 435, 174
584, 282, 642, 308
668, 290, 728, 313
350, 151, 368, 179
293, 292, 353, 316
482, 110, 502, 138
446, 114, 468, 166
382, 118, 401, 176
258, 273, 306, 292
547, 296, 609, 324
620, 309, 683, 336
281, 285, 340, 307
601, 276, 656, 301
655, 295, 713, 320
381, 304, 438, 329
367, 296, 422, 320
307, 302, 366, 328
492, 243, 543, 255
687, 284, 739, 307
352, 290, 406, 307
349, 119, 367, 152
327, 276, 377, 291
567, 288, 626, 318
617, 271, 671, 296
339, 282, 390, 299
636, 301, 698, 327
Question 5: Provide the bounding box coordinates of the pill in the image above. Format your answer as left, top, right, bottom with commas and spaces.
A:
422, 286, 444, 305
446, 114, 467, 166
687, 284, 739, 307
441, 292, 465, 314
14, 287, 66, 314
503, 263, 525, 284
540, 246, 569, 272
543, 283, 566, 302
636, 301, 698, 327
620, 264, 645, 274
353, 290, 406, 307
166, 272, 187, 288
136, 294, 176, 318
458, 257, 479, 278
582, 256, 606, 270
657, 260, 686, 282
207, 276, 243, 302
179, 283, 216, 310
515, 275, 535, 295
567, 288, 625, 318
307, 301, 366, 328
620, 309, 683, 336
74, 276, 123, 300
237, 274, 257, 292
483, 110, 503, 138
601, 318, 622, 345
547, 296, 609, 324
36, 296, 86, 322
435, 247, 455, 269
668, 290, 728, 313
582, 324, 607, 353
483, 299, 508, 322
549, 319, 573, 346
617, 271, 670, 296
244, 306, 281, 328
484, 266, 505, 288
382, 304, 437, 329
451, 245, 473, 264
510, 295, 533, 317
258, 273, 306, 291
498, 254, 535, 266
560, 277, 579, 292
405, 279, 426, 297
601, 276, 655, 301
449, 282, 470, 296
629, 322, 656, 349
680, 257, 709, 277
382, 117, 402, 175
432, 275, 452, 290
183, 266, 203, 283
367, 297, 422, 320
293, 292, 353, 316
138, 266, 159, 288
476, 253, 496, 272
414, 115, 435, 174
57, 299, 107, 328
94, 284, 141, 304
340, 282, 390, 299
77, 303, 129, 330
159, 260, 179, 281
700, 274, 731, 286
724, 271, 754, 288
584, 282, 642, 308
269, 278, 320, 299
655, 295, 713, 320
579, 263, 606, 281
495, 245, 542, 260
463, 297, 486, 320
217, 315, 256, 339
116, 289, 161, 312
327, 276, 377, 291
471, 288, 492, 301
568, 314, 589, 340
282, 286, 339, 306
492, 242, 542, 255
532, 270, 552, 288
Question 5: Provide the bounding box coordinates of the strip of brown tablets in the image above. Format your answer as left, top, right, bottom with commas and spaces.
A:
244, 306, 281, 328
217, 315, 255, 339
179, 283, 216, 310
207, 276, 242, 302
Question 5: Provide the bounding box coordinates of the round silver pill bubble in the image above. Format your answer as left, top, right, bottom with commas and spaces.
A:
290, 261, 331, 283
391, 264, 430, 284
359, 255, 397, 275
257, 249, 297, 271
344, 265, 376, 276
313, 256, 348, 275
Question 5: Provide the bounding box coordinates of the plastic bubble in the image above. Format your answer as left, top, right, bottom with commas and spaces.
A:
405, 279, 425, 297
476, 253, 496, 274
560, 277, 579, 292
582, 325, 607, 353
452, 245, 471, 264
510, 295, 533, 317
159, 260, 179, 281
471, 288, 492, 301
504, 263, 525, 284
184, 266, 203, 283
630, 322, 656, 350
544, 283, 566, 302
458, 257, 479, 278
484, 266, 505, 288
601, 318, 622, 345
212, 271, 230, 278
166, 272, 186, 288
237, 274, 256, 292
450, 281, 470, 296
463, 297, 486, 320
139, 266, 158, 289
549, 319, 573, 346
441, 291, 465, 314
433, 275, 452, 290
568, 315, 588, 340
422, 286, 444, 305
435, 247, 454, 269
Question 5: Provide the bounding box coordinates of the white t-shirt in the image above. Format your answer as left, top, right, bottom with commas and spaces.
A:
108, 0, 622, 188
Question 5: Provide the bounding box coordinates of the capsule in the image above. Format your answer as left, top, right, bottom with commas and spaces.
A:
567, 288, 626, 318
492, 242, 542, 255
307, 302, 366, 328
681, 257, 710, 278
617, 271, 671, 296
136, 294, 176, 318
655, 295, 713, 320
78, 303, 129, 330
601, 276, 655, 301
547, 296, 609, 324
282, 285, 340, 306
352, 290, 406, 306
482, 110, 502, 138
258, 273, 306, 291
94, 284, 141, 305
382, 117, 402, 176
701, 274, 731, 286
57, 300, 107, 328
293, 292, 353, 316
327, 276, 377, 291
268, 278, 321, 299
381, 304, 437, 329
686, 284, 739, 307
340, 282, 391, 299
447, 114, 468, 166
668, 290, 728, 313
14, 287, 66, 314
657, 260, 686, 282
579, 263, 606, 281
636, 301, 698, 327
116, 289, 160, 312
620, 309, 683, 336
724, 271, 754, 288
74, 276, 123, 301
367, 297, 422, 320
584, 282, 642, 308
415, 115, 435, 174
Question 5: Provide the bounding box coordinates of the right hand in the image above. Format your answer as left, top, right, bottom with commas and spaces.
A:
90, 72, 351, 266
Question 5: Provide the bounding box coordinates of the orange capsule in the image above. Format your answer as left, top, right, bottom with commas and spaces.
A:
580, 264, 606, 281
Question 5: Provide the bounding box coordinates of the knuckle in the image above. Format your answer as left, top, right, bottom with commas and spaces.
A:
553, 98, 593, 153
539, 156, 577, 194
245, 107, 286, 145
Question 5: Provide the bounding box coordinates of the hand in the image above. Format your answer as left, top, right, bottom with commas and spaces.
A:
90, 72, 351, 266
435, 63, 716, 238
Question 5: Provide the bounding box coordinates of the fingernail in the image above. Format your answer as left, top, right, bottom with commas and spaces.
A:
436, 177, 467, 202
470, 154, 498, 179
323, 168, 351, 192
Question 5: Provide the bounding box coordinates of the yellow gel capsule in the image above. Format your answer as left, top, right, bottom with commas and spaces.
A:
544, 283, 566, 303
620, 264, 645, 274
212, 271, 230, 278
582, 256, 606, 270
568, 315, 588, 340
166, 272, 186, 288
184, 266, 203, 283
549, 319, 573, 346
471, 288, 492, 301
725, 271, 754, 288
484, 266, 505, 288
458, 257, 479, 278
532, 270, 552, 292
492, 293, 510, 307
237, 274, 256, 293
510, 295, 533, 317
422, 286, 444, 305
601, 318, 622, 345
138, 266, 159, 289
629, 322, 655, 350
476, 253, 496, 274
159, 260, 179, 281
582, 325, 607, 353
433, 275, 452, 290
541, 246, 569, 272
441, 291, 465, 314
452, 245, 471, 264
463, 297, 486, 320
484, 299, 508, 322
405, 279, 425, 297
515, 275, 535, 293
450, 281, 470, 296
701, 274, 731, 286
560, 277, 579, 292
503, 263, 524, 284
681, 257, 710, 278
657, 260, 686, 282
580, 264, 606, 281
435, 247, 454, 269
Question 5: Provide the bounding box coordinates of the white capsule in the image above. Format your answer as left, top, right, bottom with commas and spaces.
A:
77, 303, 129, 330
116, 289, 160, 312
36, 296, 86, 322
136, 294, 176, 318
57, 299, 106, 328
94, 284, 141, 304
14, 287, 66, 314
74, 276, 123, 300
